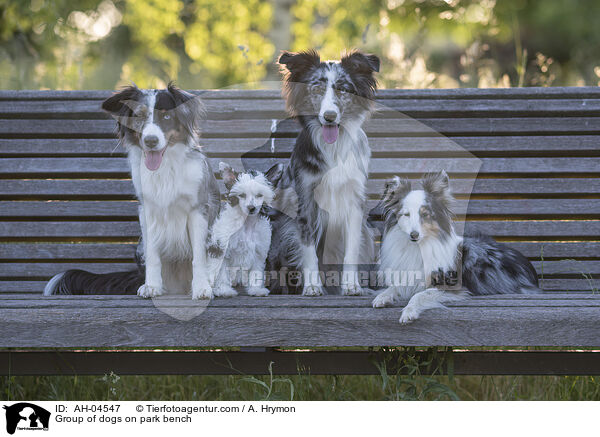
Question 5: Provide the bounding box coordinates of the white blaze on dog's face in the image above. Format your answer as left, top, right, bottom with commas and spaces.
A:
220, 163, 275, 216
278, 50, 380, 145
101, 84, 202, 172
383, 171, 454, 243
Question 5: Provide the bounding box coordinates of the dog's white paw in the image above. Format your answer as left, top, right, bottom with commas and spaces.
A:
341, 282, 367, 296
372, 291, 396, 308
137, 284, 164, 298
303, 284, 325, 296
213, 286, 238, 298
192, 286, 213, 300
399, 306, 419, 324
247, 286, 270, 297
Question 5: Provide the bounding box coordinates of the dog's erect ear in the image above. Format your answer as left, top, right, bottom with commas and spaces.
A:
278, 50, 320, 74
422, 170, 453, 205
383, 176, 411, 203
167, 82, 204, 137
219, 162, 238, 191
341, 51, 380, 74
101, 85, 140, 116
265, 162, 284, 186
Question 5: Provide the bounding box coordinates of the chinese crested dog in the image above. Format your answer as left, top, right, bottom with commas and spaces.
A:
44, 83, 220, 299
373, 171, 541, 323
207, 163, 279, 297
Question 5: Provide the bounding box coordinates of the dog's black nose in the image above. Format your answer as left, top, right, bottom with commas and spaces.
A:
144, 135, 159, 148
410, 231, 419, 241
247, 206, 256, 214
323, 111, 337, 123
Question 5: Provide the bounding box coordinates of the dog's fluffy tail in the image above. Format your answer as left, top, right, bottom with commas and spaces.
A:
43, 269, 144, 296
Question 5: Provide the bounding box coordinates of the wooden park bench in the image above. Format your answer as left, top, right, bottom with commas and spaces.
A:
0, 87, 599, 376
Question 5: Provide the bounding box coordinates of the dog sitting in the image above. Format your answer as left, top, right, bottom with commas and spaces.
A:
266, 49, 380, 296
44, 84, 220, 299
207, 163, 279, 297
373, 171, 541, 323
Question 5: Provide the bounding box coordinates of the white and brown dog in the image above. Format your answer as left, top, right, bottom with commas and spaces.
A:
44, 84, 220, 299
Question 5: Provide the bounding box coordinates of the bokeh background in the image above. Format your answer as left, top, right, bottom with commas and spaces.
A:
3, 0, 600, 90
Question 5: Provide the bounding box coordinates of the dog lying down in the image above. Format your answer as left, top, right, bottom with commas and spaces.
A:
373, 171, 541, 324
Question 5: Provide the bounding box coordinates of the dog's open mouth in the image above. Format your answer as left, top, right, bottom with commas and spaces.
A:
144, 148, 167, 171
322, 124, 339, 144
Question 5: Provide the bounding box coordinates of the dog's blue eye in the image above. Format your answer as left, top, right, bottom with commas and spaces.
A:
163, 114, 171, 120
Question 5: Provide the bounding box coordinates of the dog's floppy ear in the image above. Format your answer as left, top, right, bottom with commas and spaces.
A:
265, 162, 284, 187
167, 82, 204, 138
278, 50, 320, 74
101, 85, 141, 138
219, 162, 238, 191
422, 170, 453, 206
102, 85, 140, 116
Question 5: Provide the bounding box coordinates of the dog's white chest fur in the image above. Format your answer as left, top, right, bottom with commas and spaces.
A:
380, 226, 461, 295
313, 130, 369, 227
129, 143, 205, 260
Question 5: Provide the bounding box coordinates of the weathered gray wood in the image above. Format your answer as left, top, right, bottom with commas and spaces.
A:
0, 221, 140, 237
1, 293, 599, 309
0, 243, 137, 259
2, 117, 600, 137
2, 241, 598, 260
5, 98, 600, 118
1, 294, 600, 346
0, 278, 594, 293
0, 262, 135, 277
0, 292, 595, 302
1, 259, 594, 278
3, 157, 599, 176
2, 199, 599, 218
3, 178, 600, 198
0, 220, 596, 239
3, 136, 600, 156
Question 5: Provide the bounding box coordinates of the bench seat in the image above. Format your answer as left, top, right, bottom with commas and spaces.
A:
1, 293, 599, 347
1, 87, 599, 374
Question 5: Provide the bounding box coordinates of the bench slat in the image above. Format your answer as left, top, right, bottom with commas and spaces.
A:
5, 99, 600, 118
1, 199, 598, 218
2, 295, 600, 346
0, 278, 594, 293
2, 117, 600, 137
1, 260, 595, 277
3, 178, 598, 198
1, 220, 596, 238
3, 157, 599, 176
1, 294, 599, 308
2, 136, 599, 156
3, 241, 597, 260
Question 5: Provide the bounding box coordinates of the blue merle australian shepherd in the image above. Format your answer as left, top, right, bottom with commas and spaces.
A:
44, 84, 220, 299
266, 50, 380, 295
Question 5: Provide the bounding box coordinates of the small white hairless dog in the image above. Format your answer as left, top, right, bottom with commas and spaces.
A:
207, 163, 277, 297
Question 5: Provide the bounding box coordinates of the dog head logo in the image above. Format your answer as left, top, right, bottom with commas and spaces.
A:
3, 403, 50, 435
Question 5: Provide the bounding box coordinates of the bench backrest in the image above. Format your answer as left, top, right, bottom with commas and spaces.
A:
0, 88, 599, 294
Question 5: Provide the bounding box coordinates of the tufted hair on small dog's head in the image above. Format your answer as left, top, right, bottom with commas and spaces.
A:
219, 162, 275, 216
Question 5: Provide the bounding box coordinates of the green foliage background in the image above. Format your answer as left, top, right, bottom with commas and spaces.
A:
2, 0, 600, 90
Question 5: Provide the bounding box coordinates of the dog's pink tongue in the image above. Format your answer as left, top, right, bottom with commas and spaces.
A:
322, 125, 339, 144
144, 150, 164, 171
